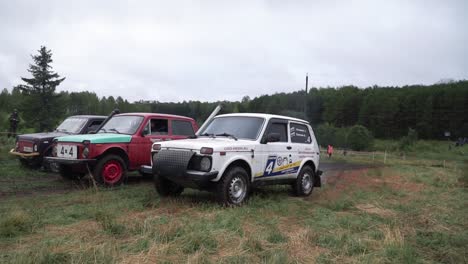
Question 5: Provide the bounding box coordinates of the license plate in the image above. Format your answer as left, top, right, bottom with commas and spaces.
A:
57, 144, 78, 159
23, 146, 33, 152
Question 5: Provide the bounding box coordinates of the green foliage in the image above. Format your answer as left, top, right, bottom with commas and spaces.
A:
16, 46, 66, 131
347, 125, 373, 151
1, 52, 468, 140
399, 128, 419, 150
316, 123, 339, 146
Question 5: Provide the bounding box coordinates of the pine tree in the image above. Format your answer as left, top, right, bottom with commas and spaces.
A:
17, 46, 65, 131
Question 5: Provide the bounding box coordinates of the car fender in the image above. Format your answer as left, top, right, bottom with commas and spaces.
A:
214, 154, 253, 182
93, 144, 129, 162
298, 157, 318, 176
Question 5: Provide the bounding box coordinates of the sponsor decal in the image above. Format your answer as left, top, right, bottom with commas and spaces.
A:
223, 146, 248, 151
258, 155, 301, 178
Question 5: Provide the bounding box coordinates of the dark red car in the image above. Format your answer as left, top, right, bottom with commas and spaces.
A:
45, 113, 198, 186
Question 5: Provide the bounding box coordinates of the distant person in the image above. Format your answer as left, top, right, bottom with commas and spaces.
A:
8, 109, 19, 138
327, 145, 334, 158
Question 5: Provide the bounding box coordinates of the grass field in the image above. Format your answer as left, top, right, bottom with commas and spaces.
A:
0, 137, 467, 263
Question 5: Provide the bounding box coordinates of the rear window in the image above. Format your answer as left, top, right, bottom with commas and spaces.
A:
290, 123, 312, 144
172, 120, 195, 136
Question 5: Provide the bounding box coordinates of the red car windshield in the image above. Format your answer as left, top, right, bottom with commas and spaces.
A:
99, 116, 144, 135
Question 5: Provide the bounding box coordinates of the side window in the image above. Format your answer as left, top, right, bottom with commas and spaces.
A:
150, 119, 168, 135
267, 123, 288, 142
172, 120, 195, 136
290, 123, 312, 144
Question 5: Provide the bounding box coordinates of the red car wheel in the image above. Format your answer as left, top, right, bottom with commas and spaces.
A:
93, 154, 127, 186
102, 160, 123, 184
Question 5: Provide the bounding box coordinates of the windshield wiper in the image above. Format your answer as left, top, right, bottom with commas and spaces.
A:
200, 133, 215, 138
108, 128, 121, 134
99, 128, 107, 133
216, 133, 238, 141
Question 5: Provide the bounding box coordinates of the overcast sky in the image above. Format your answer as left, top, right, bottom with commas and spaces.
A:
0, 0, 467, 102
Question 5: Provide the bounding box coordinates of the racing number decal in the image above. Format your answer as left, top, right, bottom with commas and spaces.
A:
264, 156, 277, 176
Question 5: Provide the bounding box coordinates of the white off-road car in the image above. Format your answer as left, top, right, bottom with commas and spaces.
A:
142, 112, 322, 206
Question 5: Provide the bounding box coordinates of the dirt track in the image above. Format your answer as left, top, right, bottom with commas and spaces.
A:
1, 161, 379, 198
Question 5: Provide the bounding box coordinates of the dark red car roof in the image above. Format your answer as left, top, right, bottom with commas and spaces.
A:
116, 112, 194, 121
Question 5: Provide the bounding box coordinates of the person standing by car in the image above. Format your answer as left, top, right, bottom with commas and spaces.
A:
8, 109, 19, 138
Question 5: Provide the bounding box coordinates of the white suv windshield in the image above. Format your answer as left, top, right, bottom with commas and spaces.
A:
99, 116, 143, 135
56, 117, 87, 133
200, 116, 264, 140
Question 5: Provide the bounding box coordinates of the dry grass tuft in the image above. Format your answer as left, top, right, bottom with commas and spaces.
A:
381, 225, 404, 247
355, 204, 396, 218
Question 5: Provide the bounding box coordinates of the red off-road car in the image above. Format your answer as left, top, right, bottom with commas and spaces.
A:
45, 113, 198, 186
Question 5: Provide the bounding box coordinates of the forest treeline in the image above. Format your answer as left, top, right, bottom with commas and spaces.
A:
1, 80, 467, 140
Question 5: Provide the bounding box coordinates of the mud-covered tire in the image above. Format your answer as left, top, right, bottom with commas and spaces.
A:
93, 154, 127, 186
59, 165, 84, 180
293, 166, 315, 196
216, 166, 250, 206
154, 174, 184, 197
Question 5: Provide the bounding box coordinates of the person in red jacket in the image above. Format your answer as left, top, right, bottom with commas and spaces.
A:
327, 145, 334, 158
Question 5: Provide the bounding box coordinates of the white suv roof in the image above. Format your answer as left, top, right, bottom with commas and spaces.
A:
215, 113, 309, 124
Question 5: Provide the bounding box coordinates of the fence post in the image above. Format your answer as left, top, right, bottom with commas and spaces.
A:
384, 151, 387, 164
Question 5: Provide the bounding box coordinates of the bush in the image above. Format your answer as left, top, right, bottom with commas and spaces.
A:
347, 125, 373, 151
399, 128, 418, 150
316, 123, 338, 147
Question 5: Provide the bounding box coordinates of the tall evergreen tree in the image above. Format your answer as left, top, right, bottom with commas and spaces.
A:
16, 46, 65, 131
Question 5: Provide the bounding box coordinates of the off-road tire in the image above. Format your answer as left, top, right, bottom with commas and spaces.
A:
93, 154, 127, 186
154, 174, 184, 197
293, 165, 315, 196
216, 166, 250, 206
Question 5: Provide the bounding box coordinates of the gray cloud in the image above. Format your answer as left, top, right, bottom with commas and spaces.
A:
0, 0, 467, 102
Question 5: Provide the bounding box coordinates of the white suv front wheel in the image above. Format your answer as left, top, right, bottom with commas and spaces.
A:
217, 166, 250, 206
293, 166, 315, 196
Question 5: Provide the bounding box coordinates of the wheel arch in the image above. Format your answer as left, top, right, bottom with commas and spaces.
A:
301, 159, 321, 187
98, 147, 129, 168
218, 157, 252, 183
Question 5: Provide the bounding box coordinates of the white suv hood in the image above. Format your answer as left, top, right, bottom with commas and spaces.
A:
157, 137, 256, 152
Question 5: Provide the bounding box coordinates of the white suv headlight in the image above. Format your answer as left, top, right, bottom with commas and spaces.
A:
200, 156, 211, 172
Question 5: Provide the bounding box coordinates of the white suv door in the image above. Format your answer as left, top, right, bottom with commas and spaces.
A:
255, 119, 295, 181
289, 122, 316, 177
